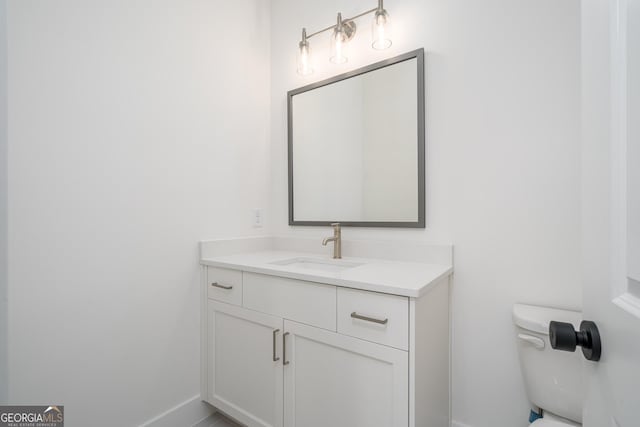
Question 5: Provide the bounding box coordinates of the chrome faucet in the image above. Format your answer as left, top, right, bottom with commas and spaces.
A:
322, 223, 342, 259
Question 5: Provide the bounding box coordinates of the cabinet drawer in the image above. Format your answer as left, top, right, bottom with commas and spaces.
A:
243, 272, 336, 331
337, 287, 409, 350
207, 267, 242, 305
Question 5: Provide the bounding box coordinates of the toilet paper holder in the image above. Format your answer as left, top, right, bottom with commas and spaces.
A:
549, 320, 602, 362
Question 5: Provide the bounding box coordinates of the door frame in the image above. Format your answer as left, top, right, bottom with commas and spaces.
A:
609, 0, 640, 317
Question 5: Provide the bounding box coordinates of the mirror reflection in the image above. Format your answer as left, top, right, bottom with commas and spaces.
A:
288, 50, 424, 227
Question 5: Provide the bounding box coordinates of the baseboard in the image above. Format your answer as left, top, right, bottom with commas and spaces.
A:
139, 395, 215, 427
139, 395, 470, 427
191, 414, 218, 427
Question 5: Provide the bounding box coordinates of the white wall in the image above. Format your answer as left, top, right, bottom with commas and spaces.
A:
269, 1, 581, 426
5, 0, 270, 425
0, 0, 8, 405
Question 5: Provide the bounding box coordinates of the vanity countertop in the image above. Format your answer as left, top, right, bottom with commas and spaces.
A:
200, 250, 452, 298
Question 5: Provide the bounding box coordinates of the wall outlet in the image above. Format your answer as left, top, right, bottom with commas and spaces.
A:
252, 208, 264, 228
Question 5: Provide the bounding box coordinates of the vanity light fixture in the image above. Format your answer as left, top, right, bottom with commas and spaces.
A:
296, 0, 392, 75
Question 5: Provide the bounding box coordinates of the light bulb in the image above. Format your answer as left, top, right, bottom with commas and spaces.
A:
297, 39, 313, 76
330, 13, 349, 64
330, 34, 348, 64
372, 9, 392, 50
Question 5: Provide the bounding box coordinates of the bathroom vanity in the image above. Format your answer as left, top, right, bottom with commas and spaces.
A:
200, 237, 453, 427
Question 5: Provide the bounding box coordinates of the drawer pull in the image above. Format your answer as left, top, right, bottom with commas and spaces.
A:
272, 329, 280, 362
351, 312, 388, 325
211, 282, 233, 290
283, 332, 290, 366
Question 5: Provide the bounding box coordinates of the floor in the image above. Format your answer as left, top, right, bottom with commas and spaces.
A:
194, 411, 244, 427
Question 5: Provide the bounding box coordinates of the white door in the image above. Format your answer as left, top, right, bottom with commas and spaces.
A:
282, 320, 408, 427
207, 301, 284, 427
582, 0, 640, 425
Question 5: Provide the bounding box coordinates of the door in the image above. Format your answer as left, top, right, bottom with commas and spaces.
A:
207, 301, 284, 427
282, 320, 408, 427
582, 0, 640, 425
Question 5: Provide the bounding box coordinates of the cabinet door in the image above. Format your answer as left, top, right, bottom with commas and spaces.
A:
283, 320, 408, 427
208, 301, 283, 427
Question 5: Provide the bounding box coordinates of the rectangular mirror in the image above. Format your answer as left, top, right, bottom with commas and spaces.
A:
288, 49, 425, 227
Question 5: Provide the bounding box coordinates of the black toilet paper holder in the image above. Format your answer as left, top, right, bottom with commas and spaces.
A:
549, 320, 602, 362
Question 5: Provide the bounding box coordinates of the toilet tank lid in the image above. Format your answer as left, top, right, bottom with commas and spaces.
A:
512, 304, 581, 335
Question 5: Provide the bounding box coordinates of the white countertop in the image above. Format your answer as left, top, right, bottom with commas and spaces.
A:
200, 250, 452, 298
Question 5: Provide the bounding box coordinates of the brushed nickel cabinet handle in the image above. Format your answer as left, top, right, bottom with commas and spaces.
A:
272, 329, 280, 362
283, 332, 290, 366
351, 312, 388, 325
211, 282, 233, 290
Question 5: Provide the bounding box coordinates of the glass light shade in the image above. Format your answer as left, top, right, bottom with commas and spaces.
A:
297, 41, 313, 76
330, 29, 348, 64
372, 10, 392, 50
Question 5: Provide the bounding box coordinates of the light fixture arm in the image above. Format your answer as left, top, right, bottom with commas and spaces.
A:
303, 7, 378, 40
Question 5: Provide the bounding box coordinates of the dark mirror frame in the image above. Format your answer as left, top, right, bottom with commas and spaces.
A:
287, 48, 425, 228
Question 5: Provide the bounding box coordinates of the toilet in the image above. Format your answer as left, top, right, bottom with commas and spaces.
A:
512, 304, 583, 426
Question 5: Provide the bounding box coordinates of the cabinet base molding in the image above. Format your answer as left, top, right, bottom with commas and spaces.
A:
138, 395, 215, 427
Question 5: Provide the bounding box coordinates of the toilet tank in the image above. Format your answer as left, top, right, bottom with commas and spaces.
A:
513, 304, 583, 423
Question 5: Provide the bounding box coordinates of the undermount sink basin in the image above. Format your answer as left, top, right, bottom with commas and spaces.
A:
269, 257, 364, 273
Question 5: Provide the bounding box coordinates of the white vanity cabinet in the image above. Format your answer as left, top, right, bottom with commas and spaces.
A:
201, 264, 451, 427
